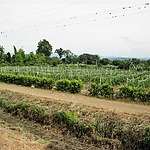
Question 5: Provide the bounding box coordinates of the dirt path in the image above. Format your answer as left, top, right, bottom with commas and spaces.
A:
0, 82, 150, 115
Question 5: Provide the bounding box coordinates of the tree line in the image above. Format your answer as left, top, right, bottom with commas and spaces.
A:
0, 39, 150, 70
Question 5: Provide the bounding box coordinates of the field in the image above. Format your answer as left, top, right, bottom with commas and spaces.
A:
0, 64, 150, 149
0, 65, 150, 88
0, 89, 150, 150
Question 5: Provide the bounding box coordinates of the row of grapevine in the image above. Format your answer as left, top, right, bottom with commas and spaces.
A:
0, 65, 149, 88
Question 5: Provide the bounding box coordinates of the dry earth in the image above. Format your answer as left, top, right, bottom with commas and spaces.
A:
0, 124, 45, 150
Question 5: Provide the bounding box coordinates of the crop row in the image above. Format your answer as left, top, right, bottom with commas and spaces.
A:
0, 73, 83, 94
0, 65, 149, 88
89, 83, 150, 102
0, 72, 149, 102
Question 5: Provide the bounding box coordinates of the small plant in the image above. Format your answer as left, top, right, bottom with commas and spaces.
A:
54, 111, 78, 127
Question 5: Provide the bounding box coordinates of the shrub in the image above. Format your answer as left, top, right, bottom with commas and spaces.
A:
54, 111, 78, 129
99, 83, 114, 98
0, 73, 54, 90
89, 83, 114, 98
55, 79, 70, 92
118, 85, 150, 102
88, 83, 101, 96
69, 79, 83, 93
138, 136, 150, 150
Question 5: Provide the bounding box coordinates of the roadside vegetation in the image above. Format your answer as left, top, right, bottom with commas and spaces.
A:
0, 90, 150, 150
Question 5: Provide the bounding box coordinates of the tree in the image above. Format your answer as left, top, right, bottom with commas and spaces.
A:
100, 58, 111, 65
63, 50, 78, 64
78, 53, 100, 65
118, 60, 131, 70
15, 48, 25, 65
25, 52, 37, 65
36, 39, 52, 57
6, 52, 11, 63
112, 60, 121, 66
0, 45, 5, 63
55, 48, 65, 59
131, 58, 140, 66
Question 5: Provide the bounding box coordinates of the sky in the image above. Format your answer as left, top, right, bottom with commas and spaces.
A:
0, 0, 150, 58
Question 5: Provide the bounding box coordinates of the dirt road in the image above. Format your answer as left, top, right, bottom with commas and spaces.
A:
0, 82, 150, 115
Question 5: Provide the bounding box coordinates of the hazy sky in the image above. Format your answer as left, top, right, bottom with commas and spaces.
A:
0, 0, 150, 57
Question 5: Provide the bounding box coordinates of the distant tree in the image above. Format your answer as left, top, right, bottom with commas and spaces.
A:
147, 59, 150, 65
13, 46, 17, 55
118, 60, 131, 70
6, 52, 11, 63
100, 58, 111, 65
78, 53, 100, 65
25, 52, 37, 65
15, 48, 25, 65
131, 58, 140, 66
0, 45, 5, 63
51, 57, 62, 67
55, 48, 65, 59
36, 53, 46, 64
112, 60, 121, 66
36, 39, 52, 57
64, 50, 78, 64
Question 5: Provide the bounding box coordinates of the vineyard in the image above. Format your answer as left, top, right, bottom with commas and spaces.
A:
0, 65, 150, 88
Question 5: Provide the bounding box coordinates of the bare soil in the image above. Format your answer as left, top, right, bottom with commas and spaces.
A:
0, 120, 45, 150
0, 82, 150, 115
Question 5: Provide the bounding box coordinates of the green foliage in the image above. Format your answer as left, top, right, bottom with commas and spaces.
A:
55, 48, 65, 59
0, 99, 50, 124
89, 83, 114, 98
36, 39, 52, 57
138, 127, 150, 150
54, 111, 78, 127
69, 79, 83, 93
0, 73, 54, 89
54, 110, 94, 137
89, 83, 101, 96
55, 79, 83, 93
99, 83, 114, 98
78, 53, 99, 65
100, 58, 111, 65
55, 79, 70, 92
118, 85, 150, 102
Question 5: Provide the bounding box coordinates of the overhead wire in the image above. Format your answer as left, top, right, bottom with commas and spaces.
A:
0, 2, 150, 38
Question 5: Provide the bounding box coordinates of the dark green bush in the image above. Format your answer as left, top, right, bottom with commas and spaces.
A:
55, 79, 83, 93
138, 133, 150, 150
118, 85, 150, 102
69, 79, 83, 93
0, 73, 54, 90
89, 83, 114, 98
55, 79, 70, 92
88, 83, 101, 96
99, 83, 114, 98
